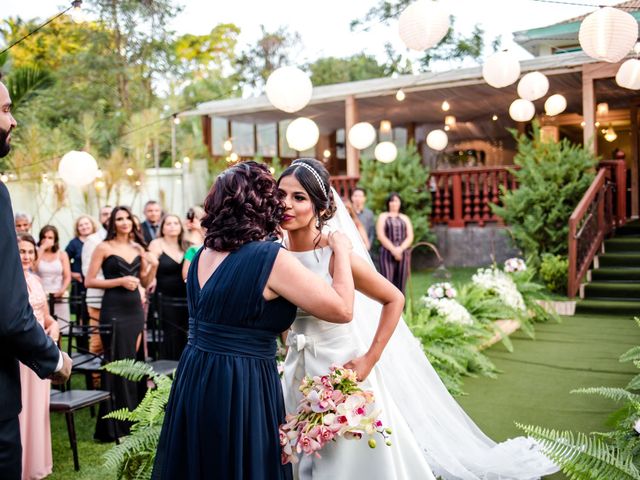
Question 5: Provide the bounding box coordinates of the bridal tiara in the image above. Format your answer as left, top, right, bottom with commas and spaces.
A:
292, 160, 328, 199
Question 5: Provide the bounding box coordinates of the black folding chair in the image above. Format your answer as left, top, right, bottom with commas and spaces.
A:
50, 321, 117, 471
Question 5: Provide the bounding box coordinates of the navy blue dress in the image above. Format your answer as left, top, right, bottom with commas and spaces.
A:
152, 241, 296, 480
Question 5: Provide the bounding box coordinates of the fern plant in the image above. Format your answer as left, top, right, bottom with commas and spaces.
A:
102, 360, 173, 480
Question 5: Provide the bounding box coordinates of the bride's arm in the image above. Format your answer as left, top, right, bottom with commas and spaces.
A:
265, 234, 354, 324
343, 255, 404, 381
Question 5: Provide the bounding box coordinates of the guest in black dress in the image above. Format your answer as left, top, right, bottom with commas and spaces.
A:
152, 161, 355, 480
376, 192, 414, 295
65, 215, 97, 329
148, 214, 188, 360
85, 206, 159, 441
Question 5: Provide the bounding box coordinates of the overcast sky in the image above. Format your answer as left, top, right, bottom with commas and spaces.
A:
2, 0, 625, 66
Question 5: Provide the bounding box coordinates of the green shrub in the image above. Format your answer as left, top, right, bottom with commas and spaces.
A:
491, 121, 597, 259
358, 142, 432, 242
539, 254, 568, 295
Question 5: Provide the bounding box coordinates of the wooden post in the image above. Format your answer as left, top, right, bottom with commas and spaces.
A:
345, 95, 359, 177
582, 74, 596, 154
631, 103, 639, 217
449, 173, 464, 227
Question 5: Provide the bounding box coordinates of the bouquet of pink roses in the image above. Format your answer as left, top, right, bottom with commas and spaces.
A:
279, 365, 391, 465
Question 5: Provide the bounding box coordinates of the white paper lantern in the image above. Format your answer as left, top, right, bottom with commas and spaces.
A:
426, 129, 448, 151
374, 142, 398, 163
482, 51, 521, 88
509, 99, 535, 122
58, 151, 99, 187
348, 122, 377, 150
616, 58, 640, 89
517, 71, 549, 101
398, 0, 450, 51
265, 66, 313, 113
286, 118, 319, 151
544, 94, 567, 116
579, 7, 638, 63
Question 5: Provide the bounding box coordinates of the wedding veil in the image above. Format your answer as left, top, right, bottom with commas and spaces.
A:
325, 189, 558, 480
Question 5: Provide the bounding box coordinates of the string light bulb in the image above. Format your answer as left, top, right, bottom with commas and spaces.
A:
441, 100, 450, 111
604, 125, 618, 142
223, 140, 233, 152
395, 89, 406, 101
126, 167, 134, 176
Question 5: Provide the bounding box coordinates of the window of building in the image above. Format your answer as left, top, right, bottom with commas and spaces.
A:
211, 117, 228, 156
257, 123, 277, 157
230, 122, 255, 156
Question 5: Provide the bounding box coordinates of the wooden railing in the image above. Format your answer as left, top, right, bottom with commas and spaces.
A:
567, 159, 627, 298
330, 175, 360, 199
430, 166, 519, 227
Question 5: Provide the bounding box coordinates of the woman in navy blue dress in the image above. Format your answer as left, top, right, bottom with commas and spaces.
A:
152, 162, 355, 480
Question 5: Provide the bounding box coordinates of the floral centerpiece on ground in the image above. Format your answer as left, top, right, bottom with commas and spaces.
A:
504, 257, 527, 273
280, 366, 391, 464
472, 267, 526, 313
421, 282, 473, 326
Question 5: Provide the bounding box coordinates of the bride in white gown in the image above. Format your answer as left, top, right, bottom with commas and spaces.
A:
278, 159, 558, 480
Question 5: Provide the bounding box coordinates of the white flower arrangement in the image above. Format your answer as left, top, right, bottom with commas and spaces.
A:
504, 257, 527, 273
427, 282, 457, 300
421, 296, 473, 326
472, 267, 526, 312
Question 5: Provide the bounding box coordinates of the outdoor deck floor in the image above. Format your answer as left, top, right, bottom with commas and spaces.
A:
457, 313, 640, 479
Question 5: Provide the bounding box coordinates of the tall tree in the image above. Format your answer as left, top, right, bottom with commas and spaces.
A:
308, 54, 389, 86
351, 1, 500, 71
236, 25, 301, 89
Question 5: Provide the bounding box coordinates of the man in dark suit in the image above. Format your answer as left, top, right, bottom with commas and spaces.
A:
0, 80, 72, 479
141, 200, 162, 244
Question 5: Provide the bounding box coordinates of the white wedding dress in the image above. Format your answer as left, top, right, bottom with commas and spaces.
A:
281, 191, 559, 480
282, 246, 436, 480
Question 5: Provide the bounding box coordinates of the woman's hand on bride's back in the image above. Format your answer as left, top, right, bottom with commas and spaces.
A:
328, 231, 352, 253
344, 353, 376, 382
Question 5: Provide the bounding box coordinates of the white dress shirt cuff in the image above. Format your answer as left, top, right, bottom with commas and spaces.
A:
54, 350, 64, 372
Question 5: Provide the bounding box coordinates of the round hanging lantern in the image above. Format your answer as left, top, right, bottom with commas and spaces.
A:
509, 99, 535, 122
579, 7, 638, 63
374, 142, 398, 163
286, 117, 319, 151
265, 66, 313, 113
398, 0, 450, 51
517, 71, 549, 101
426, 129, 448, 151
544, 94, 567, 116
58, 151, 99, 187
482, 51, 521, 88
348, 122, 377, 150
616, 58, 640, 89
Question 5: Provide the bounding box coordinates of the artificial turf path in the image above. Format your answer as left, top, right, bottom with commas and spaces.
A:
457, 312, 639, 479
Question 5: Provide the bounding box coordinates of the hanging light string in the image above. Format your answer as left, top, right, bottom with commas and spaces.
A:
0, 1, 82, 56
529, 0, 637, 9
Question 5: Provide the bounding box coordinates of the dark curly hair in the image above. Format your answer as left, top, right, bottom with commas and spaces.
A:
278, 158, 336, 233
106, 205, 148, 249
201, 161, 284, 252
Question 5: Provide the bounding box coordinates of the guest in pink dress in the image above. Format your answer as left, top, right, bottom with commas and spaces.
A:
17, 233, 60, 480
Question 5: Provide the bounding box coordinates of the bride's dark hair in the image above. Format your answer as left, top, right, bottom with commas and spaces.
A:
202, 161, 284, 252
278, 158, 336, 235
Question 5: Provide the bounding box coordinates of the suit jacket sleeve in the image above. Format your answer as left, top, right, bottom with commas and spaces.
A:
0, 182, 60, 378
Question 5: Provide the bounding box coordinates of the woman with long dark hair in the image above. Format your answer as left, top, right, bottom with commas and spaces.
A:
85, 205, 159, 441
152, 161, 355, 480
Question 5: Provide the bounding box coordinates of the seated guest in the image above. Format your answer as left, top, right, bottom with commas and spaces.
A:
17, 233, 60, 480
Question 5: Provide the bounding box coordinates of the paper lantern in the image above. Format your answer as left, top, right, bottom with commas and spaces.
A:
616, 58, 640, 90
348, 122, 377, 150
374, 142, 398, 163
286, 118, 319, 151
265, 66, 313, 113
58, 151, 99, 187
579, 7, 638, 63
398, 0, 450, 51
509, 99, 535, 122
544, 94, 567, 116
517, 71, 549, 101
482, 51, 521, 88
426, 129, 448, 151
